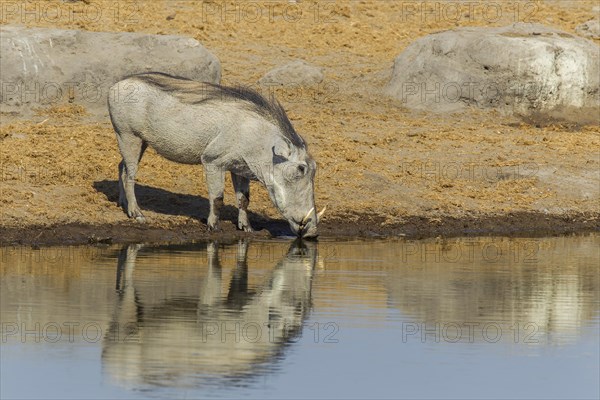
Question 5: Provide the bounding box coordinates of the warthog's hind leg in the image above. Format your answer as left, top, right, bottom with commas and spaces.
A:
231, 173, 253, 232
118, 160, 126, 208
204, 165, 225, 231
117, 132, 147, 222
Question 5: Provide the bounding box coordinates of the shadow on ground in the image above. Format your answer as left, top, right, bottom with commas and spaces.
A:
93, 180, 292, 236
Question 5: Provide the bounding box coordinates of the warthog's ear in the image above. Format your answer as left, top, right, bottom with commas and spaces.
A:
272, 138, 292, 164
272, 146, 287, 164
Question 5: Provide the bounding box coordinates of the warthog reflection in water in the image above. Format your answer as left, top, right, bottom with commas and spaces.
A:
102, 240, 316, 389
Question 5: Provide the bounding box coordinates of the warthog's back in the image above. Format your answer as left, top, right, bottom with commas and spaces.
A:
108, 72, 302, 165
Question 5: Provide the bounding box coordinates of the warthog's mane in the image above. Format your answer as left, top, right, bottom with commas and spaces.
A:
128, 72, 305, 148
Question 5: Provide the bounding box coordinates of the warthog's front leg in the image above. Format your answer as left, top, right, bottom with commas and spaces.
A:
231, 173, 253, 232
204, 165, 225, 231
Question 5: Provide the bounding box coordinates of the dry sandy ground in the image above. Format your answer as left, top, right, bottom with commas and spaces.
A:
1, 0, 599, 245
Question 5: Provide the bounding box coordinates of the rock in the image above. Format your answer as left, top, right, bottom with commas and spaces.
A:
575, 19, 600, 40
0, 25, 221, 118
258, 60, 324, 86
386, 23, 599, 125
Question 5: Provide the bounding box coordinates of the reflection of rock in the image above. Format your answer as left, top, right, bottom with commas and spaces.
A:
385, 237, 600, 344
386, 23, 600, 125
102, 240, 316, 389
258, 60, 324, 86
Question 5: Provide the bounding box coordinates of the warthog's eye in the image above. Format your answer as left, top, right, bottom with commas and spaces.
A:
283, 162, 308, 182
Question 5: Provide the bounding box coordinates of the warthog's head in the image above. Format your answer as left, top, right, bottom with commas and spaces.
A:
268, 140, 320, 238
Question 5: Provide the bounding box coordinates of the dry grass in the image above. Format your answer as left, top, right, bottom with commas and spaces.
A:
1, 0, 599, 230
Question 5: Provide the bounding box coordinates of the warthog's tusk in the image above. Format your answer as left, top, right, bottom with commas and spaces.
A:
301, 207, 315, 226
316, 206, 327, 220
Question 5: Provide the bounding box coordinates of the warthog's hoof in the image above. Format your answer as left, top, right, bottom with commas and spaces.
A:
238, 222, 254, 232
128, 207, 145, 223
207, 214, 220, 231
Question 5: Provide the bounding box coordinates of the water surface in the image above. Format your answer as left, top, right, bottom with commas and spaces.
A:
1, 236, 599, 399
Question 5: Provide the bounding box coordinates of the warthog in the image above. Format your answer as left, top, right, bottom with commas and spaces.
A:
108, 72, 321, 238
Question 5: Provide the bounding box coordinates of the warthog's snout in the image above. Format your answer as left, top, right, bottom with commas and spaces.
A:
292, 207, 325, 239
300, 224, 318, 239
289, 219, 318, 239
